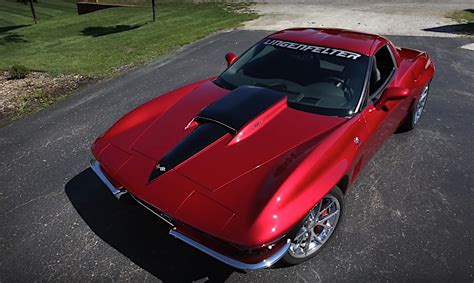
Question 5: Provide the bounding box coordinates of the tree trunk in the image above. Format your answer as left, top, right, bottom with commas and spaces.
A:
29, 0, 38, 24
152, 0, 156, 22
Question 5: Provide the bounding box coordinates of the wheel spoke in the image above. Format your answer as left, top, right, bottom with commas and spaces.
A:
414, 85, 429, 124
311, 229, 322, 245
296, 236, 305, 245
304, 243, 310, 254
309, 209, 316, 222
324, 222, 333, 234
420, 87, 429, 100
294, 227, 307, 241
317, 210, 339, 225
318, 200, 335, 217
304, 231, 314, 254
314, 200, 322, 217
288, 195, 341, 259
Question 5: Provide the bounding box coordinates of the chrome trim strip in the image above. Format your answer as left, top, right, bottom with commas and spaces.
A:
169, 229, 291, 270
90, 159, 128, 199
195, 116, 237, 133
130, 194, 174, 226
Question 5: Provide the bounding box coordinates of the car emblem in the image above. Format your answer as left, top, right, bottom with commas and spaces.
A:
155, 164, 166, 172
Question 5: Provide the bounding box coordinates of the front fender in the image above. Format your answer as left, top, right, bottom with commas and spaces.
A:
92, 79, 210, 156
223, 117, 365, 247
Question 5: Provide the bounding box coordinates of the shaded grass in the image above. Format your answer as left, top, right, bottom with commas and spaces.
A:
446, 9, 474, 23
0, 1, 257, 76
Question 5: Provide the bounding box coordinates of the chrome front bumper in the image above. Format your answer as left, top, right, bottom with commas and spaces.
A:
90, 160, 128, 199
90, 159, 290, 270
169, 229, 290, 270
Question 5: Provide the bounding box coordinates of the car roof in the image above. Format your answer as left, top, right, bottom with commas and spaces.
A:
267, 28, 389, 56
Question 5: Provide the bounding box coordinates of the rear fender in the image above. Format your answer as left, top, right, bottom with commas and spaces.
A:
409, 54, 435, 110
410, 52, 435, 88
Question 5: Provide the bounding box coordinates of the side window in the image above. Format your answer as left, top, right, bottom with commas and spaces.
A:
369, 45, 396, 97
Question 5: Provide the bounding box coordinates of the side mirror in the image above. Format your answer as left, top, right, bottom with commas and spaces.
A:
225, 52, 237, 67
376, 87, 409, 108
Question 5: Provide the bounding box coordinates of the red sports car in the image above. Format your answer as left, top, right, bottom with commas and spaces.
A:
90, 28, 434, 269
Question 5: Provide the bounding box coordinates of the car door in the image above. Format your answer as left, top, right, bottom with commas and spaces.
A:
360, 45, 407, 165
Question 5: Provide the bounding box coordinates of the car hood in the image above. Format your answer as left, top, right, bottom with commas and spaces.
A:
93, 80, 347, 245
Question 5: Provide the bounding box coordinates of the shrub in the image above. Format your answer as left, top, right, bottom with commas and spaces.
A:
9, 64, 29, 80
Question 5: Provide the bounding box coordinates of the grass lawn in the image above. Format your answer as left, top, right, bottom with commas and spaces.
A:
0, 0, 257, 76
0, 0, 77, 27
447, 9, 474, 23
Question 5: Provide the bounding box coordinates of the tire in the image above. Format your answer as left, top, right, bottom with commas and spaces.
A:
279, 187, 344, 266
398, 83, 430, 132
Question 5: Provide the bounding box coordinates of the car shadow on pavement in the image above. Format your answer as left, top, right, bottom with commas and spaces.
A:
65, 168, 238, 282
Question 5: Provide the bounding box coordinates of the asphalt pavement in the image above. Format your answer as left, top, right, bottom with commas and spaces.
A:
1, 30, 473, 282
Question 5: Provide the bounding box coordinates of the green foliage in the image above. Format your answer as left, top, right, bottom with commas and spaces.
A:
12, 89, 65, 120
8, 64, 29, 79
447, 9, 474, 23
0, 1, 257, 76
0, 0, 75, 27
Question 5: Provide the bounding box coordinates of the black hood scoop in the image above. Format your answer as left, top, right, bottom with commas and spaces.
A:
148, 86, 285, 182
196, 85, 285, 134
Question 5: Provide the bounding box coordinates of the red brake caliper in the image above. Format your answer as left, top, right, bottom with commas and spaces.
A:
315, 205, 328, 234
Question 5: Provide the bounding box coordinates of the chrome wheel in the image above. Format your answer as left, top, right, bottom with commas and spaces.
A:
288, 195, 341, 258
414, 85, 429, 124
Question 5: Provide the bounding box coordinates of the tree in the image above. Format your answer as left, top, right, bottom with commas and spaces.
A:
151, 0, 156, 22
17, 0, 38, 24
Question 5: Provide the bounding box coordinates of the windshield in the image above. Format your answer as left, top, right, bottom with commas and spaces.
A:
215, 39, 370, 117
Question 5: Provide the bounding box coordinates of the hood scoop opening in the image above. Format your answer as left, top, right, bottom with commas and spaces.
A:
196, 85, 285, 134
148, 86, 285, 183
